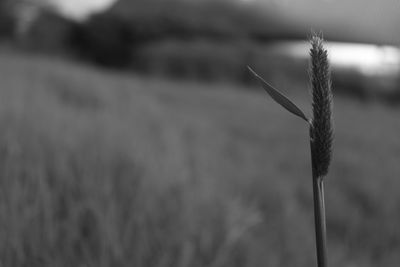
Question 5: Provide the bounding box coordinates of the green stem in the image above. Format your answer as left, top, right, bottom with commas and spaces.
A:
312, 174, 327, 267
310, 138, 328, 267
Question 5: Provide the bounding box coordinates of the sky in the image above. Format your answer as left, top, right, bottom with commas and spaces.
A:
255, 0, 400, 45
51, 0, 118, 19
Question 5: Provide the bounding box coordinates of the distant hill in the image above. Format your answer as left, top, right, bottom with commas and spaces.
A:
109, 0, 400, 45
107, 0, 305, 42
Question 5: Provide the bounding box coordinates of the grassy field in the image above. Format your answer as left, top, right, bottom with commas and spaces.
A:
0, 49, 400, 267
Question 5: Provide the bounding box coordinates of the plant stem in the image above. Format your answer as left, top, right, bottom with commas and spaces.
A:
310, 136, 328, 267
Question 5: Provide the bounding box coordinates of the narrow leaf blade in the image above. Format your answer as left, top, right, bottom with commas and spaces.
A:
248, 66, 309, 122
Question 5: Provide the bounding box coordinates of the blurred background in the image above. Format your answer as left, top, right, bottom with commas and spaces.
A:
0, 0, 400, 266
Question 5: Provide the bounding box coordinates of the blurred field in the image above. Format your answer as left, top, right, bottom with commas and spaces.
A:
0, 49, 400, 267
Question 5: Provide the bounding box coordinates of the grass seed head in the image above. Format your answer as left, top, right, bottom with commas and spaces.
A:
309, 34, 334, 178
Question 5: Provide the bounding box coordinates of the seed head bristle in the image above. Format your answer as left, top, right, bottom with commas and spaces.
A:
309, 34, 333, 178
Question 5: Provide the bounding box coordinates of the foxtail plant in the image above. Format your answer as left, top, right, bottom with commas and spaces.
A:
249, 34, 333, 267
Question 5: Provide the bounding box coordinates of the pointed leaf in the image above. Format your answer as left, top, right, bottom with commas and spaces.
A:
248, 66, 309, 122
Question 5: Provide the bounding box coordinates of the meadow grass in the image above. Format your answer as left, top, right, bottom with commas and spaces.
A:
0, 49, 399, 266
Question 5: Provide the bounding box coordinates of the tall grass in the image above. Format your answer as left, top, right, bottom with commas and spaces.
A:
249, 34, 333, 267
0, 47, 400, 267
309, 35, 333, 267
